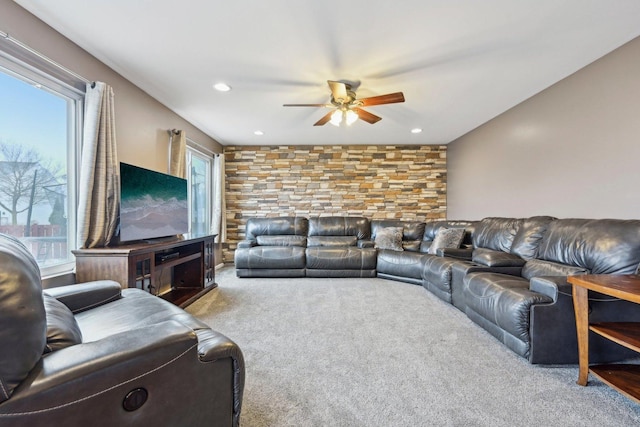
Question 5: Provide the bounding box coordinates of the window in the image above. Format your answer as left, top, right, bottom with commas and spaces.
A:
186, 145, 213, 236
0, 41, 83, 277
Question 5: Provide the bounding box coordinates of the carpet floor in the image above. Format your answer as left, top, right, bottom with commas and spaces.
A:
187, 266, 640, 427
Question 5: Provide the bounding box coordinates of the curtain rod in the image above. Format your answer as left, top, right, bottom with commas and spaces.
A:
168, 129, 220, 157
189, 138, 221, 157
0, 29, 91, 85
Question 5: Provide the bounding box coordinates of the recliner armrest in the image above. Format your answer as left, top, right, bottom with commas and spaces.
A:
5, 320, 197, 409
529, 276, 569, 301
358, 240, 375, 249
472, 248, 526, 267
44, 280, 121, 314
437, 247, 473, 260
236, 240, 257, 248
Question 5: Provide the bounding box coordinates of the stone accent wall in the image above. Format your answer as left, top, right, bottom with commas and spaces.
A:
223, 145, 447, 262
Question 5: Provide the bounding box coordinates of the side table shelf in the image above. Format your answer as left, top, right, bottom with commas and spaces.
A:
569, 274, 640, 404
589, 364, 640, 403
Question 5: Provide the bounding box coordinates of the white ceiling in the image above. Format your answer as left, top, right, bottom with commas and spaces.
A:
15, 1, 640, 146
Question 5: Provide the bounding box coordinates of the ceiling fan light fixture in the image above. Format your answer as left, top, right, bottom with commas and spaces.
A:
284, 80, 404, 126
345, 110, 358, 126
330, 110, 343, 126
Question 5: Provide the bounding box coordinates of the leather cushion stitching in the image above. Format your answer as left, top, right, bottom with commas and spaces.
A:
0, 343, 197, 417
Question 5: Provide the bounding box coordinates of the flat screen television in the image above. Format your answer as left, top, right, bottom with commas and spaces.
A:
119, 162, 189, 242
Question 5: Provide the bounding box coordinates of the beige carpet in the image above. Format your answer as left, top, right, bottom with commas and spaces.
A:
187, 266, 640, 427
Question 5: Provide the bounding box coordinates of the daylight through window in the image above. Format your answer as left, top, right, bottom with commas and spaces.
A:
0, 48, 83, 276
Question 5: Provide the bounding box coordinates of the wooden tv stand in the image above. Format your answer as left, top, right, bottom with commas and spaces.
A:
73, 234, 217, 308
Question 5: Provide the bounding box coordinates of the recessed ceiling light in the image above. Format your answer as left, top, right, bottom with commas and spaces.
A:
254, 130, 264, 136
411, 128, 423, 134
213, 82, 231, 92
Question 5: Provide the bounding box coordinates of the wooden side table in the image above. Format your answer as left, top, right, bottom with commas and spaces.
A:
569, 274, 640, 403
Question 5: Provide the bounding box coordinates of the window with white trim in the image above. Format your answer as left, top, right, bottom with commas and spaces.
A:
186, 145, 213, 236
0, 41, 83, 277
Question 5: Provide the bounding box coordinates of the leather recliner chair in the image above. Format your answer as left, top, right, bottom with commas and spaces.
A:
0, 233, 244, 427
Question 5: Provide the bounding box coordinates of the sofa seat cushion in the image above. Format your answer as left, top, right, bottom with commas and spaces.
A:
464, 272, 553, 357
256, 235, 307, 247
377, 249, 425, 279
306, 247, 376, 270
74, 288, 200, 341
234, 246, 306, 269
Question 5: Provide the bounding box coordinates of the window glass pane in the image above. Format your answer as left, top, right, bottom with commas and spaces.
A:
188, 148, 211, 236
0, 68, 74, 270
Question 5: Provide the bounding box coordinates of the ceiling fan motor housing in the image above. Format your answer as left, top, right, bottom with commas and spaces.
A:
332, 87, 357, 107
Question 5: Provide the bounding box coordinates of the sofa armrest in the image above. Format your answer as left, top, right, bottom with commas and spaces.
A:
44, 280, 121, 314
6, 320, 197, 408
358, 239, 375, 249
419, 241, 432, 253
530, 275, 615, 303
529, 276, 570, 301
437, 247, 473, 260
195, 328, 245, 420
472, 248, 526, 267
236, 240, 257, 248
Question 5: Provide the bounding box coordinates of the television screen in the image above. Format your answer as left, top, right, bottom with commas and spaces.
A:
119, 162, 189, 242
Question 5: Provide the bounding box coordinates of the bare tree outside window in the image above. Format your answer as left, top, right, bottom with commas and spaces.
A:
0, 141, 64, 232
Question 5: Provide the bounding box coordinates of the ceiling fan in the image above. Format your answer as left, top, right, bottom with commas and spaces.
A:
283, 80, 405, 126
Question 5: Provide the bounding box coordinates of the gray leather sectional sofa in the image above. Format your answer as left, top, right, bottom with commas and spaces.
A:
234, 215, 640, 364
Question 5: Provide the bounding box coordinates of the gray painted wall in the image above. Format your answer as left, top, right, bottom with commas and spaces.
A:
447, 36, 640, 220
1, 2, 223, 173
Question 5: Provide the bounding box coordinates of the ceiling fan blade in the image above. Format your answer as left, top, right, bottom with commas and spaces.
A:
327, 80, 348, 103
358, 92, 405, 106
353, 108, 382, 124
283, 103, 332, 107
313, 111, 334, 126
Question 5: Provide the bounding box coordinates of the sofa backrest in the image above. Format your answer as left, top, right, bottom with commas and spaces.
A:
0, 233, 46, 403
536, 218, 640, 274
371, 220, 425, 252
472, 217, 522, 252
307, 217, 370, 247
509, 216, 556, 260
423, 220, 476, 247
308, 217, 370, 238
245, 217, 309, 240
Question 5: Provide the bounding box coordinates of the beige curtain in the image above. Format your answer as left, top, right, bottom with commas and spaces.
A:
169, 129, 186, 178
211, 154, 226, 242
77, 82, 119, 248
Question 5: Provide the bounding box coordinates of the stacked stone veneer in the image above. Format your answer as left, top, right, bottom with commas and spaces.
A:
223, 145, 447, 262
